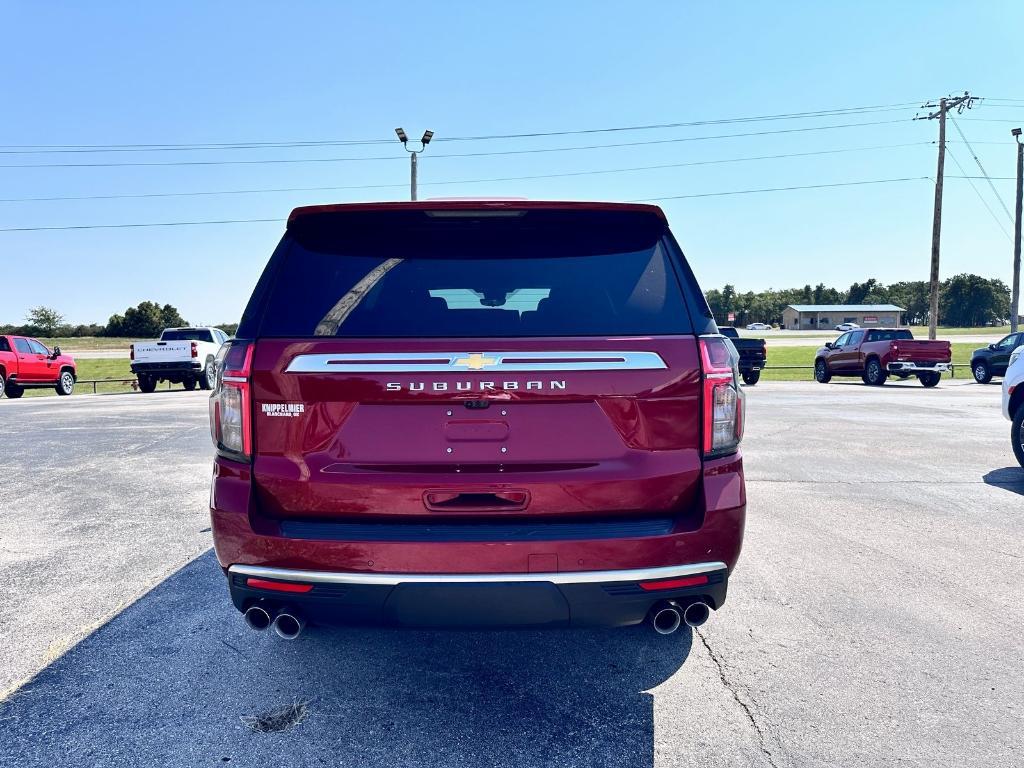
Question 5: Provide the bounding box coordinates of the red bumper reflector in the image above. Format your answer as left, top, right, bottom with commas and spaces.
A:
638, 575, 710, 591
246, 578, 313, 593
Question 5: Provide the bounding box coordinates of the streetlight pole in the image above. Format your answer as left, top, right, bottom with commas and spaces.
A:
395, 128, 434, 201
1012, 128, 1023, 333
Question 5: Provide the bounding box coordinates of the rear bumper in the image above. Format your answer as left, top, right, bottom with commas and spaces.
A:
227, 561, 729, 628
210, 452, 746, 627
130, 361, 202, 374
887, 361, 951, 373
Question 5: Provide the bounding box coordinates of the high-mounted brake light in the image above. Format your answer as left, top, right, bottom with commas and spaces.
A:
209, 340, 253, 461
699, 335, 745, 458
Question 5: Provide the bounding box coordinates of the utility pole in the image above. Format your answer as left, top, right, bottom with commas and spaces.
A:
410, 151, 418, 201
395, 128, 434, 201
916, 92, 977, 339
1012, 127, 1023, 333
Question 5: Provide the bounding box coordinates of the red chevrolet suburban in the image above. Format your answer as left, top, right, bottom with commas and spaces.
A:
209, 200, 746, 638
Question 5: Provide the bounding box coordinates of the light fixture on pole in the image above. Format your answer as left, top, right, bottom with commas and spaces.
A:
395, 128, 434, 201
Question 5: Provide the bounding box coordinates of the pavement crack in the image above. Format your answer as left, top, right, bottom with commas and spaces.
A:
220, 639, 247, 658
696, 629, 782, 768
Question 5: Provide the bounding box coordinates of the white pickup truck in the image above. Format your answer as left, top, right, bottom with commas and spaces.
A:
130, 327, 229, 393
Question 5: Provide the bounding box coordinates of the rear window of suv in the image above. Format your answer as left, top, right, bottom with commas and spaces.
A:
250, 208, 696, 338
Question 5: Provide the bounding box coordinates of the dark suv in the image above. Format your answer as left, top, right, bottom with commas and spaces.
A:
971, 332, 1024, 383
209, 200, 746, 638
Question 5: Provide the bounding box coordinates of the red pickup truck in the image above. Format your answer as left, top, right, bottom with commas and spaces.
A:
209, 200, 747, 639
814, 328, 951, 387
0, 335, 78, 398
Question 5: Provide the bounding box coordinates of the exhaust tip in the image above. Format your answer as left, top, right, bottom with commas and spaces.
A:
244, 605, 272, 631
273, 611, 305, 640
651, 604, 683, 635
683, 601, 711, 628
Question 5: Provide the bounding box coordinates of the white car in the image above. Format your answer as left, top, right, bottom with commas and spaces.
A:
746, 322, 772, 331
834, 322, 860, 331
1001, 344, 1024, 467
130, 327, 229, 393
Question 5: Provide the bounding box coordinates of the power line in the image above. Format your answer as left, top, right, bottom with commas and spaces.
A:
629, 177, 929, 202
0, 217, 283, 232
949, 115, 1014, 223
0, 102, 923, 155
0, 118, 913, 170
0, 142, 933, 203
0, 176, 933, 231
957, 117, 1024, 123
945, 145, 1012, 240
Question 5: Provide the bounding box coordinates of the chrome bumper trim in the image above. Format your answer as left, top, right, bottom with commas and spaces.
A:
285, 350, 668, 374
229, 561, 728, 587
887, 362, 951, 372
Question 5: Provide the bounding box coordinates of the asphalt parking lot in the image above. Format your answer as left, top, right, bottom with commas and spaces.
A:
1, 381, 1021, 767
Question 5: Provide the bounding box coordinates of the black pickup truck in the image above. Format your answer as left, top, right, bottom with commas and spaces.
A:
720, 327, 767, 385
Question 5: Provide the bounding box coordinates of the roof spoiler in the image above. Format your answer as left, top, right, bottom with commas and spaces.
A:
287, 200, 666, 226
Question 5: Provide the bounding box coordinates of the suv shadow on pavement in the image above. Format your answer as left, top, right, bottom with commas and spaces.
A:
982, 467, 1024, 497
0, 551, 692, 768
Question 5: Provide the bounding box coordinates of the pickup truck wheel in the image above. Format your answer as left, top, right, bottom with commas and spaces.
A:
199, 359, 216, 391
814, 359, 831, 383
972, 360, 992, 384
138, 375, 157, 394
865, 358, 887, 386
918, 372, 941, 388
0, 373, 5, 399
741, 370, 761, 386
182, 377, 197, 391
55, 370, 75, 396
5, 383, 24, 398
1012, 406, 1024, 468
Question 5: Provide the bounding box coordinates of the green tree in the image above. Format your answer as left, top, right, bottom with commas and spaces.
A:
704, 285, 738, 324
887, 281, 929, 325
704, 288, 724, 318
721, 284, 736, 315
846, 279, 880, 304
812, 283, 842, 304
939, 274, 1010, 327
25, 306, 64, 336
160, 303, 186, 328
103, 301, 188, 337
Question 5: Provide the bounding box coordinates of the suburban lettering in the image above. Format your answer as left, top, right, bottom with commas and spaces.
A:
381, 380, 569, 392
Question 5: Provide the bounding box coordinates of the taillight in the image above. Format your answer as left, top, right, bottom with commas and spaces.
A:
191, 341, 198, 358
129, 344, 134, 361
209, 340, 253, 461
699, 335, 745, 458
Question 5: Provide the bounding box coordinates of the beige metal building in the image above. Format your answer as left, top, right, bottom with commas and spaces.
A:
781, 304, 904, 330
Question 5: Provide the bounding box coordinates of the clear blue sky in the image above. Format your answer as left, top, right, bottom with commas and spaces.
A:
1, 1, 1022, 325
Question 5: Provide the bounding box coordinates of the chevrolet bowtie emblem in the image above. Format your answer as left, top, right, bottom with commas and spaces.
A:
453, 353, 498, 370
